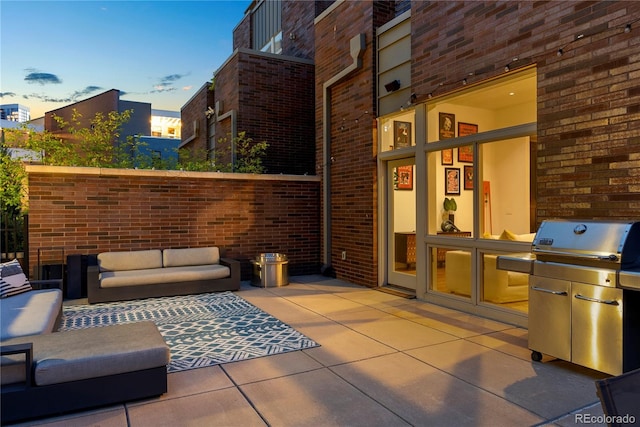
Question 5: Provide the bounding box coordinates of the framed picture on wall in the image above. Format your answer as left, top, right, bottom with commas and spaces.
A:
464, 165, 474, 190
441, 148, 454, 165
394, 121, 412, 148
458, 122, 478, 137
457, 122, 477, 163
445, 167, 460, 195
439, 113, 455, 140
458, 145, 473, 163
395, 165, 413, 190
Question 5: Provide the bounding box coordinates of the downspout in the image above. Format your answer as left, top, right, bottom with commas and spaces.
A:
322, 33, 366, 269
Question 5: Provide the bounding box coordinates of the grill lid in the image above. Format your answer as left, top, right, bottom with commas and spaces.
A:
532, 220, 640, 269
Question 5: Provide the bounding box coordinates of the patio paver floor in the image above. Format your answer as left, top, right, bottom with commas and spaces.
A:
9, 275, 608, 427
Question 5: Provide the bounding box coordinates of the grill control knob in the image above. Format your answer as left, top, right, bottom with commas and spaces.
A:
574, 224, 587, 234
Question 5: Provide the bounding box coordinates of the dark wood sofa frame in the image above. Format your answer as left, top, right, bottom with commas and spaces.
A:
87, 257, 241, 303
0, 343, 167, 424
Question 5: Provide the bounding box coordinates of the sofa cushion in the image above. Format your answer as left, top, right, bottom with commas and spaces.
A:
100, 264, 231, 288
98, 249, 163, 272
0, 289, 62, 340
0, 259, 32, 298
163, 247, 220, 267
498, 230, 536, 242
1, 321, 169, 386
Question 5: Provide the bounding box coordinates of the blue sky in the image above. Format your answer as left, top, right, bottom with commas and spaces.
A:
0, 0, 249, 118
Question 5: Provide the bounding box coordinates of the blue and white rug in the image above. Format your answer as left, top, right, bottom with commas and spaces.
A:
60, 292, 319, 373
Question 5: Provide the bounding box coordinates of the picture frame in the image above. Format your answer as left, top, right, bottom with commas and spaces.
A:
458, 145, 473, 163
445, 167, 460, 195
393, 121, 412, 149
458, 122, 478, 137
441, 148, 453, 165
464, 165, 474, 190
395, 165, 413, 190
457, 122, 477, 163
439, 113, 455, 140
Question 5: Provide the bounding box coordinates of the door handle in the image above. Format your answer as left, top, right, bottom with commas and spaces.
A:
574, 294, 619, 306
531, 286, 568, 296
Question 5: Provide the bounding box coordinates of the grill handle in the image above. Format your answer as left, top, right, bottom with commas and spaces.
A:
574, 294, 619, 306
532, 249, 619, 262
530, 286, 568, 296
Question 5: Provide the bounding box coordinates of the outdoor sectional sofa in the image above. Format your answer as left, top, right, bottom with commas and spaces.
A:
87, 246, 241, 303
1, 260, 170, 423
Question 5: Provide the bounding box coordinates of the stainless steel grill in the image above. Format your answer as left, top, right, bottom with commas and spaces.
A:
498, 219, 640, 375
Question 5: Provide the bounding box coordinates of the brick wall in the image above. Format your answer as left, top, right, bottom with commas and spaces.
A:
233, 13, 251, 50
45, 90, 119, 132
211, 54, 238, 167
281, 0, 316, 59
26, 166, 321, 280
314, 1, 394, 287
410, 1, 640, 222
235, 51, 315, 175
180, 83, 214, 154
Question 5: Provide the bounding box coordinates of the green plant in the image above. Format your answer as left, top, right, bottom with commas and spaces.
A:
0, 144, 27, 215
213, 131, 268, 174
443, 197, 457, 212
0, 142, 28, 256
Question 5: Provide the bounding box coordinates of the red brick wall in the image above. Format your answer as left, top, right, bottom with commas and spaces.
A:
410, 1, 640, 221
211, 54, 239, 167
314, 1, 394, 287
235, 51, 315, 175
180, 83, 214, 154
45, 90, 119, 132
281, 0, 316, 59
233, 13, 251, 50
26, 166, 320, 280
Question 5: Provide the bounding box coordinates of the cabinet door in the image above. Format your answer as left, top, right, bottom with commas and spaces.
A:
529, 276, 571, 361
571, 282, 623, 375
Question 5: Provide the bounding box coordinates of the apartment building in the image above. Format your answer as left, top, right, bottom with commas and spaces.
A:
45, 89, 182, 163
183, 0, 640, 326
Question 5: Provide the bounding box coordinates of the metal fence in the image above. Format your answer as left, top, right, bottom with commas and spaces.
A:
1, 212, 27, 268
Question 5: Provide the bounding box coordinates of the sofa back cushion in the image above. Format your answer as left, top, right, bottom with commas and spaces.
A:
98, 250, 163, 272
163, 247, 220, 268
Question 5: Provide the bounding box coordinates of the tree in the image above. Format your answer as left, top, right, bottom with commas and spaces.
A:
23, 109, 149, 168
213, 131, 268, 174
0, 140, 28, 259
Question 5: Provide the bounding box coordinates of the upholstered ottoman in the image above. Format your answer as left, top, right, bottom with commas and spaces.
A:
1, 321, 170, 423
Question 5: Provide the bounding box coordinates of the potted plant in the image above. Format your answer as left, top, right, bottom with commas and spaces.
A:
443, 197, 457, 223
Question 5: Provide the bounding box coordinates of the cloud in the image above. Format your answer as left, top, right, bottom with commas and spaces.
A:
151, 85, 177, 93
24, 72, 63, 85
160, 74, 186, 84
150, 73, 190, 93
68, 86, 103, 100
182, 86, 193, 91
0, 92, 17, 97
25, 85, 104, 103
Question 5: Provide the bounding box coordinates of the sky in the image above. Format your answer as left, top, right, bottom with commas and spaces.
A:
0, 0, 249, 118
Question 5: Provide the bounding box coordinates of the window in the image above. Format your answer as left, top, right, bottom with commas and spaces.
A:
425, 68, 536, 313
379, 111, 416, 153
426, 68, 536, 238
252, 0, 282, 54
260, 31, 283, 54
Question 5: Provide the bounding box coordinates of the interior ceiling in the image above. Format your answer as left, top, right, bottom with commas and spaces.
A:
450, 74, 536, 110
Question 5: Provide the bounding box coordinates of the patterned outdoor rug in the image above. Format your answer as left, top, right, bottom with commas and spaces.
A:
60, 292, 319, 373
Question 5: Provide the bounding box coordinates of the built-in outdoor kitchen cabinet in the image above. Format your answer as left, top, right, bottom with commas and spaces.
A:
528, 276, 571, 363
529, 276, 630, 376
571, 282, 623, 375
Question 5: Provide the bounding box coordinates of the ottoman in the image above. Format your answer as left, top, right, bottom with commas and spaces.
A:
1, 321, 170, 423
